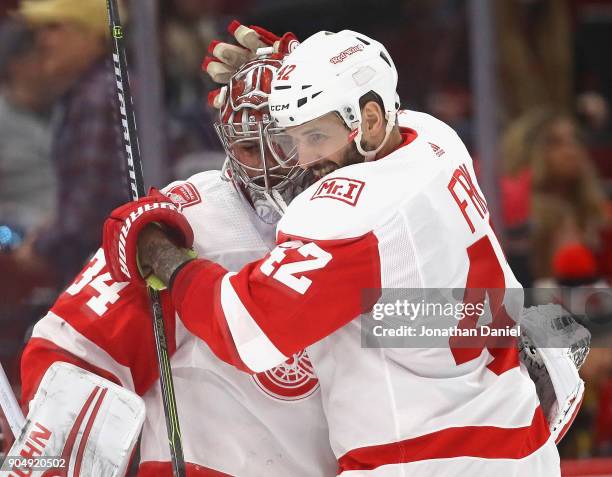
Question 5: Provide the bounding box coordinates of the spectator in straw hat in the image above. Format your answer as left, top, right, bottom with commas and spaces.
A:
13, 0, 129, 288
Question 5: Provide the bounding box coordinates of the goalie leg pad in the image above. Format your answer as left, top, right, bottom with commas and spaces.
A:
4, 362, 145, 476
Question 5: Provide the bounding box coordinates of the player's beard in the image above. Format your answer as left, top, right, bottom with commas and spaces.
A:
243, 168, 315, 224
308, 142, 364, 181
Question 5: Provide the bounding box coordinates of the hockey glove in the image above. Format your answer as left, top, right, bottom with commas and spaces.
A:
518, 304, 590, 443
102, 189, 194, 284
203, 19, 299, 86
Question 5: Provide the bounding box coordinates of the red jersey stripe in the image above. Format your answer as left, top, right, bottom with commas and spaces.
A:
337, 406, 550, 473
138, 461, 233, 476
21, 338, 121, 405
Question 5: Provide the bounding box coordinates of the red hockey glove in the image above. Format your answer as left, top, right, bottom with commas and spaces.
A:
202, 19, 299, 85
102, 189, 194, 283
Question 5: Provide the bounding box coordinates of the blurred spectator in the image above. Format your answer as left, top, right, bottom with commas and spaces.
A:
161, 0, 219, 112
160, 0, 223, 166
0, 18, 58, 327
0, 19, 54, 238
0, 20, 55, 453
0, 1, 17, 19
13, 0, 128, 288
496, 0, 573, 122
416, 0, 472, 145
532, 243, 611, 316
574, 0, 612, 136
577, 90, 610, 133
501, 108, 610, 285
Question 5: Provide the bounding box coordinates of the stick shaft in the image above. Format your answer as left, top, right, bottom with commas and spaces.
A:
107, 0, 144, 201
0, 363, 25, 438
105, 2, 186, 476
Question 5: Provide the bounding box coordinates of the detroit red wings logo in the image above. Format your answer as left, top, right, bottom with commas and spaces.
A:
165, 182, 201, 210
252, 350, 319, 401
227, 58, 282, 111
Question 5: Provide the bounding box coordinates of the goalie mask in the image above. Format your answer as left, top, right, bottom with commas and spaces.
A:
214, 57, 311, 223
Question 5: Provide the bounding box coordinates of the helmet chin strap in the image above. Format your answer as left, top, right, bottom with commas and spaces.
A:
353, 110, 397, 161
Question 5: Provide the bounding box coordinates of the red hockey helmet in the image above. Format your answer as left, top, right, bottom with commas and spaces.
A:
214, 56, 310, 220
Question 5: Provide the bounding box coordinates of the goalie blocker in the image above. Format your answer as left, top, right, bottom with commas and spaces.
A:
3, 362, 144, 477
518, 304, 591, 444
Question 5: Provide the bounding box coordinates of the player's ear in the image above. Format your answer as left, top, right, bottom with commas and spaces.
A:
361, 100, 385, 139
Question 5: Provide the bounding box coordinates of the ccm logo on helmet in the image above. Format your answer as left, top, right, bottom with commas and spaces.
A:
311, 177, 365, 206
330, 44, 364, 64
271, 104, 290, 111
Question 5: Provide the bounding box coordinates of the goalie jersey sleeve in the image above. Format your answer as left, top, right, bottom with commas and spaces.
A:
21, 248, 176, 404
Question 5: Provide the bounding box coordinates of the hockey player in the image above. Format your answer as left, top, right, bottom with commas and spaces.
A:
105, 30, 588, 476
17, 46, 337, 476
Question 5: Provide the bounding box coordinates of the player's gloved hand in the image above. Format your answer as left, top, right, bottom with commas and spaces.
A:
204, 20, 299, 108
204, 20, 299, 83
102, 189, 194, 284
137, 223, 198, 291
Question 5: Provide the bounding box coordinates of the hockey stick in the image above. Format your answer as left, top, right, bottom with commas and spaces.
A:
105, 2, 186, 476
0, 363, 25, 439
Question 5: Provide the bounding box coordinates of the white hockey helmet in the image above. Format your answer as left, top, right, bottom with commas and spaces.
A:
266, 30, 400, 163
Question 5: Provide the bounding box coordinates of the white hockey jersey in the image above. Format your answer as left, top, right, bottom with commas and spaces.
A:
169, 111, 561, 476
21, 172, 336, 476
